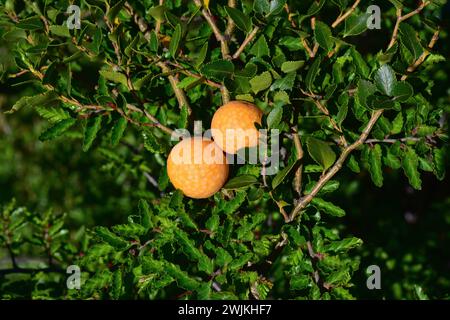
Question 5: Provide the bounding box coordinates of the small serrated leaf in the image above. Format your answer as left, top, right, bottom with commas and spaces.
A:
368, 144, 383, 187
111, 117, 127, 146
402, 147, 422, 190
306, 137, 336, 171
281, 60, 305, 73
83, 116, 102, 152
250, 71, 272, 94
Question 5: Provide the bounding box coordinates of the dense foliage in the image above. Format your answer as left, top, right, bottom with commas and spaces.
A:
0, 0, 449, 300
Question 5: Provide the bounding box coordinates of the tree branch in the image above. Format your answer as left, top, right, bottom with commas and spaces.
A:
288, 109, 384, 222
331, 0, 361, 28
193, 0, 230, 59
387, 1, 431, 50
232, 26, 260, 60
401, 28, 440, 81
156, 61, 192, 115
292, 127, 304, 197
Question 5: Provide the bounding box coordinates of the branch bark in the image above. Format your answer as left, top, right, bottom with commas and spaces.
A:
331, 0, 361, 28
288, 109, 384, 222
232, 26, 260, 60
387, 1, 431, 50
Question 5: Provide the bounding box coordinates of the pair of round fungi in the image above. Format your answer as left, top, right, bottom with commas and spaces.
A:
167, 100, 263, 199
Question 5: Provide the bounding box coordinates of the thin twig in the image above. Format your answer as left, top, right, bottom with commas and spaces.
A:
401, 28, 440, 81
193, 0, 230, 59
232, 26, 260, 60
387, 1, 431, 50
331, 0, 361, 28
156, 62, 192, 115
365, 137, 421, 144
292, 127, 304, 197
224, 0, 236, 37
288, 110, 384, 222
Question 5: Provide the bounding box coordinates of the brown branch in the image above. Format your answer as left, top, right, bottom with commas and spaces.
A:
401, 28, 440, 81
224, 0, 236, 37
331, 0, 361, 28
156, 62, 192, 115
364, 137, 421, 144
232, 26, 260, 60
193, 0, 230, 59
301, 90, 348, 147
284, 3, 297, 28
387, 1, 431, 50
292, 127, 304, 197
288, 109, 384, 222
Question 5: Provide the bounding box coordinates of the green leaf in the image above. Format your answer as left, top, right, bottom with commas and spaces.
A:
357, 79, 377, 108
305, 57, 322, 91
343, 13, 370, 37
110, 117, 127, 146
35, 106, 70, 123
250, 71, 272, 94
249, 35, 270, 58
224, 6, 252, 33
306, 137, 336, 171
169, 24, 182, 58
273, 91, 290, 104
433, 148, 446, 181
253, 0, 270, 15
350, 47, 369, 78
16, 17, 43, 30
267, 0, 288, 17
290, 275, 311, 290
195, 41, 208, 68
174, 229, 213, 274
142, 129, 163, 153
402, 147, 422, 190
374, 64, 396, 96
267, 106, 283, 128
223, 175, 259, 189
49, 25, 71, 38
201, 60, 234, 81
107, 0, 125, 23
391, 112, 403, 134
148, 5, 167, 21
399, 23, 424, 61
304, 180, 340, 195
384, 151, 402, 170
314, 21, 334, 52
205, 214, 220, 233
165, 263, 200, 291
368, 144, 383, 187
272, 160, 299, 190
414, 285, 429, 300
177, 104, 189, 129
138, 199, 153, 230
311, 198, 345, 217
99, 70, 128, 87
82, 116, 102, 152
111, 269, 122, 299
324, 237, 363, 252
95, 226, 129, 250
149, 31, 159, 52
347, 155, 360, 173
7, 92, 59, 114
271, 72, 296, 91
391, 81, 413, 102
281, 61, 305, 73
215, 247, 233, 267
39, 118, 77, 141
